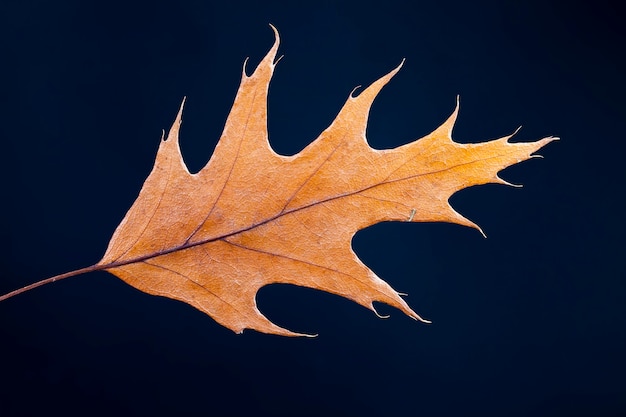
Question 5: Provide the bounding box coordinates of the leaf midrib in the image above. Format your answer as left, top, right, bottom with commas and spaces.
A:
100, 152, 506, 271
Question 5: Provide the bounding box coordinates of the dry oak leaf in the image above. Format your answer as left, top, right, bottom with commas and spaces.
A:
3, 26, 556, 336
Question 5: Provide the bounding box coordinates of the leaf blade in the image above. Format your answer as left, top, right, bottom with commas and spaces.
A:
100, 27, 555, 336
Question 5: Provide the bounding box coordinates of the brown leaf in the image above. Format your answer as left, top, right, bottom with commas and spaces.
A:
98, 26, 555, 336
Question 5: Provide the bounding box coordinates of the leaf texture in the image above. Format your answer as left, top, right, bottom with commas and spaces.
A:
99, 26, 555, 336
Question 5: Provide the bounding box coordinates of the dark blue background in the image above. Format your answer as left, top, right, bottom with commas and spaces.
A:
2, 1, 624, 416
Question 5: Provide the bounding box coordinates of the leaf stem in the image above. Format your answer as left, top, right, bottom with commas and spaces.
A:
0, 264, 106, 302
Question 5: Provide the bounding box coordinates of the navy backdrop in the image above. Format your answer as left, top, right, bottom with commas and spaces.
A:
2, 1, 624, 416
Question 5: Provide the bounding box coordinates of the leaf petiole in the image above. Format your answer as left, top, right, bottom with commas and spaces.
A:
0, 265, 103, 302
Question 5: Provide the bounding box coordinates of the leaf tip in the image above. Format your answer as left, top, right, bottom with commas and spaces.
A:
163, 97, 185, 144
376, 311, 391, 320
411, 311, 432, 324
496, 175, 523, 188
433, 96, 460, 142
287, 330, 319, 338
267, 23, 281, 66
241, 24, 281, 78
453, 95, 461, 118
241, 56, 250, 77
527, 135, 559, 159
395, 58, 405, 73
268, 23, 279, 43
469, 221, 487, 238
387, 59, 405, 80
539, 135, 560, 148
176, 96, 186, 121
449, 205, 486, 237
349, 84, 363, 98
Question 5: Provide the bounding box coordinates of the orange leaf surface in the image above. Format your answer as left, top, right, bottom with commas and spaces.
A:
95, 26, 555, 336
